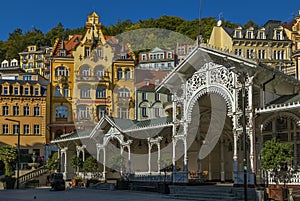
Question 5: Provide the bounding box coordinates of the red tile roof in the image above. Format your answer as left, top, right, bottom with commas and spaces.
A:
53, 34, 83, 57
135, 69, 169, 90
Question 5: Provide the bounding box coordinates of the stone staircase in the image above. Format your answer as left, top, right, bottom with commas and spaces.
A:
18, 166, 50, 188
168, 184, 257, 201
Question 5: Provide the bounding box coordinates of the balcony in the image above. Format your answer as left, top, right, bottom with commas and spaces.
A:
54, 75, 69, 83
76, 75, 110, 82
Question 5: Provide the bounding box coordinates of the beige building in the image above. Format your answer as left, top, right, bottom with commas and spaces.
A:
0, 65, 49, 163
208, 20, 295, 77
19, 45, 52, 79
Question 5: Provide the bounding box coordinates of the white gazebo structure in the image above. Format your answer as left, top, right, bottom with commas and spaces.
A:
52, 46, 300, 186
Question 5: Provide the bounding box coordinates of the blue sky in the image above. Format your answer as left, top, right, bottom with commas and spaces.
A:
1, 0, 300, 41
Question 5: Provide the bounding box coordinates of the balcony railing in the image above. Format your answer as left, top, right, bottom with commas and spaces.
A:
76, 75, 110, 82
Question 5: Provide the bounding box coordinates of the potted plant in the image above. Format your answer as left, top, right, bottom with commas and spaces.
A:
0, 145, 17, 189
261, 138, 294, 201
82, 156, 98, 187
70, 155, 83, 187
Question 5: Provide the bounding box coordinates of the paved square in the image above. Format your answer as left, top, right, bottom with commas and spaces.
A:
0, 188, 183, 201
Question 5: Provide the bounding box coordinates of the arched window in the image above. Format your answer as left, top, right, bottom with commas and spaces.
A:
77, 105, 90, 120
118, 88, 130, 97
125, 69, 131, 80
56, 106, 68, 119
80, 65, 91, 79
55, 66, 69, 77
94, 66, 105, 78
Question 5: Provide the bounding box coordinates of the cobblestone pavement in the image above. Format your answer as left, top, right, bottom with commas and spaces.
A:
0, 187, 180, 201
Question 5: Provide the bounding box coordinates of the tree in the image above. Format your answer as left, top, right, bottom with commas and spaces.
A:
70, 155, 83, 174
0, 146, 17, 177
83, 156, 98, 174
261, 139, 294, 184
46, 152, 58, 171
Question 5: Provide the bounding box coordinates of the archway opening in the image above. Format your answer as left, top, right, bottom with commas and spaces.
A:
186, 93, 234, 182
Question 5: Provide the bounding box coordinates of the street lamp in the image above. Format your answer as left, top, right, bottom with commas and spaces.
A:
229, 66, 251, 201
5, 118, 20, 189
240, 74, 248, 201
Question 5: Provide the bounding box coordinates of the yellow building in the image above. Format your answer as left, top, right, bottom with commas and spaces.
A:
112, 59, 135, 119
208, 20, 295, 77
0, 66, 49, 161
47, 35, 82, 140
284, 10, 300, 79
19, 45, 52, 79
72, 12, 136, 131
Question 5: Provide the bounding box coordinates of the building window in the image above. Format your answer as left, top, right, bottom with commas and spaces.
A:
60, 50, 66, 57
13, 125, 20, 134
3, 86, 8, 95
118, 107, 129, 119
85, 47, 90, 57
80, 66, 91, 78
55, 86, 61, 97
23, 76, 32, 81
28, 62, 34, 68
77, 106, 90, 120
14, 87, 19, 95
23, 106, 30, 116
97, 107, 106, 119
34, 87, 39, 96
154, 108, 160, 117
167, 94, 172, 102
24, 88, 29, 95
247, 31, 252, 39
56, 106, 68, 119
142, 54, 146, 61
142, 92, 147, 101
235, 30, 241, 38
34, 106, 40, 116
234, 49, 242, 56
23, 125, 29, 135
94, 66, 106, 78
118, 88, 130, 98
80, 88, 91, 99
33, 125, 40, 135
2, 106, 8, 116
259, 32, 264, 39
125, 69, 131, 80
142, 107, 147, 117
258, 50, 265, 59
28, 54, 34, 59
13, 106, 19, 116
276, 31, 282, 40
167, 52, 172, 59
96, 88, 106, 98
155, 93, 160, 101
97, 48, 103, 57
55, 66, 69, 77
117, 68, 122, 80
2, 124, 8, 134
63, 86, 69, 97
246, 49, 254, 59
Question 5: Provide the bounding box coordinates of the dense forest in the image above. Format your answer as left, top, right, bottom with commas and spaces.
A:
0, 15, 257, 61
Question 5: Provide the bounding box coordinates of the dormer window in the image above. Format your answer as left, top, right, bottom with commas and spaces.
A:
258, 31, 265, 39
60, 50, 66, 57
276, 30, 282, 40
235, 30, 242, 38
247, 31, 253, 39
